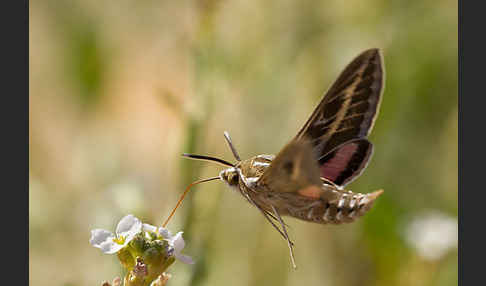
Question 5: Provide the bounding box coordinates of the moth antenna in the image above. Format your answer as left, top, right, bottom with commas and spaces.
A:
223, 131, 241, 161
162, 176, 220, 227
181, 153, 234, 167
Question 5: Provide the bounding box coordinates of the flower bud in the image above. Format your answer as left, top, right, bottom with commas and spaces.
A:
117, 247, 135, 270
129, 234, 146, 257
151, 273, 171, 286
132, 257, 148, 278
160, 255, 176, 273
142, 245, 162, 266
122, 257, 150, 286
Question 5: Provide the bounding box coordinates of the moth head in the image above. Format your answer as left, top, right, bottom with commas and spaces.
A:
219, 167, 239, 186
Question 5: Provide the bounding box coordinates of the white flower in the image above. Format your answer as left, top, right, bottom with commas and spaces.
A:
90, 214, 194, 265
90, 214, 142, 254
404, 210, 458, 261
158, 227, 194, 264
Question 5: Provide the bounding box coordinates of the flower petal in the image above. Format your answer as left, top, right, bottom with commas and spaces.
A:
168, 232, 185, 253
176, 254, 194, 264
115, 214, 142, 243
158, 227, 172, 239
90, 229, 114, 246
90, 229, 123, 254
142, 223, 158, 233
103, 241, 126, 254
161, 230, 193, 264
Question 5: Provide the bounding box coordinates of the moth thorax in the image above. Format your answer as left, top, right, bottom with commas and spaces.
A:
219, 167, 239, 186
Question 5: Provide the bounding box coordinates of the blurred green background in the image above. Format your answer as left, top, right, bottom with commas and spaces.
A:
29, 0, 457, 285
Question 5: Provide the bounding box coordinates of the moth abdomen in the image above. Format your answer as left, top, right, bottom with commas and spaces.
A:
322, 189, 383, 224
283, 188, 383, 224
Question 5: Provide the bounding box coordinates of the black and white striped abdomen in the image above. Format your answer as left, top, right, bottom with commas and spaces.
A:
285, 189, 383, 224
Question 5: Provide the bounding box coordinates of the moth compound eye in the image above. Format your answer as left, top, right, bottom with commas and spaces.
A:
227, 172, 239, 186
220, 168, 239, 186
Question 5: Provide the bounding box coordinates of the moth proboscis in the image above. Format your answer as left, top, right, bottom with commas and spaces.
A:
163, 48, 385, 269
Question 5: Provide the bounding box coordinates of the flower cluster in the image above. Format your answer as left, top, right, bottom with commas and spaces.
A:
90, 215, 193, 286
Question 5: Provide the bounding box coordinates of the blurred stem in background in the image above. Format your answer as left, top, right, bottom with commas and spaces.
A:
179, 1, 221, 285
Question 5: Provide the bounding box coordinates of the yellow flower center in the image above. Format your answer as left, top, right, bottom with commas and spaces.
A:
113, 235, 126, 245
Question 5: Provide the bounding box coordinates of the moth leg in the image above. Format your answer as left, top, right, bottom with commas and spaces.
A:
255, 206, 293, 245
242, 191, 291, 244
271, 205, 297, 269
264, 210, 291, 228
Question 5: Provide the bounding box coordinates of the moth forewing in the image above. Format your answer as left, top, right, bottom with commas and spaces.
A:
294, 48, 384, 163
259, 139, 322, 193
